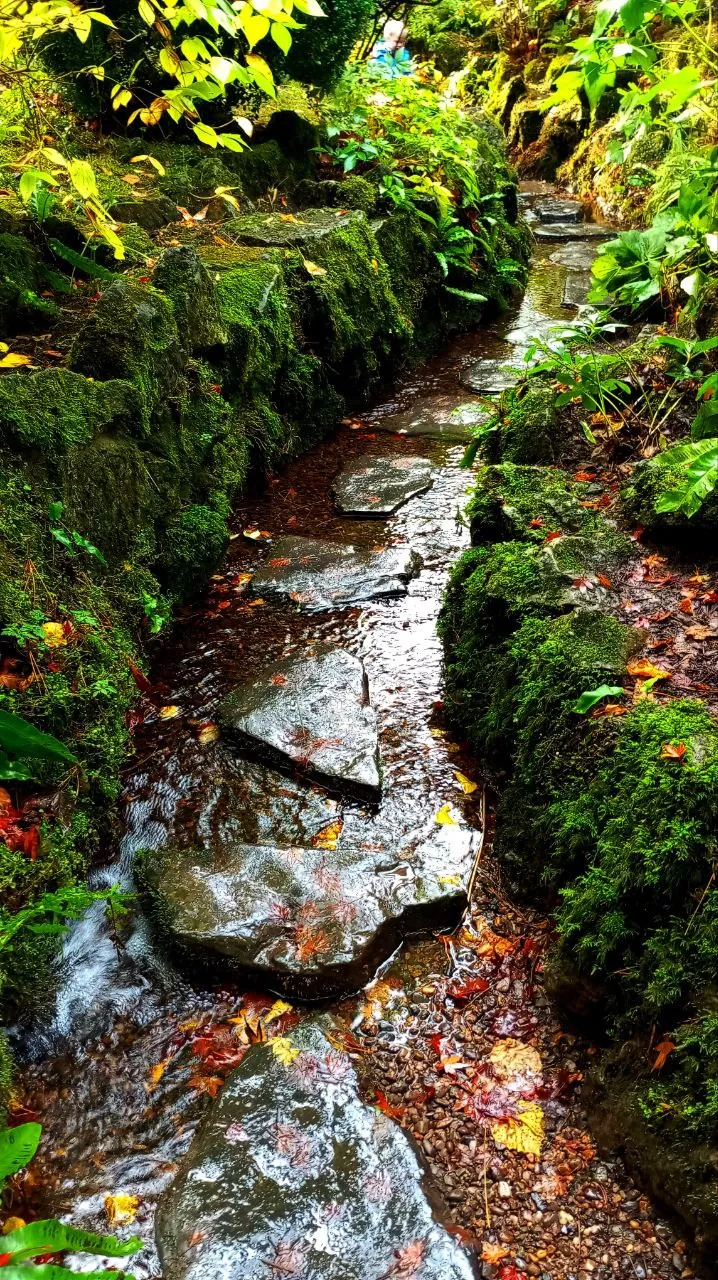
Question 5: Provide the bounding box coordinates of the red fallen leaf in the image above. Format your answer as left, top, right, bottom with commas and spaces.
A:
544, 531, 562, 543
295, 924, 330, 962
188, 1075, 223, 1096
187, 1230, 206, 1247
216, 600, 231, 610
447, 1225, 478, 1247
597, 574, 613, 589
573, 470, 596, 482
700, 591, 718, 604
572, 576, 593, 591
374, 1089, 404, 1119
268, 557, 291, 569
679, 597, 694, 615
661, 742, 686, 761
648, 610, 673, 622
652, 1037, 676, 1070
631, 527, 646, 541
448, 975, 490, 1000
498, 1266, 525, 1280
0, 818, 39, 860
127, 659, 153, 694
138, 275, 151, 284
528, 518, 544, 528
270, 673, 287, 686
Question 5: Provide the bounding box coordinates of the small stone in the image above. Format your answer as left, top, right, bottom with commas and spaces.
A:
498, 1181, 512, 1198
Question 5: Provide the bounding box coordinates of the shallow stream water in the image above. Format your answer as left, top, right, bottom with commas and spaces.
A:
10, 191, 694, 1279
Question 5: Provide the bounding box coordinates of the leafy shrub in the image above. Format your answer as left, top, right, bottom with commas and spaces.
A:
280, 0, 373, 88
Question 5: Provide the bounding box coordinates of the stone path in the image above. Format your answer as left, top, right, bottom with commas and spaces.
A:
18, 189, 694, 1280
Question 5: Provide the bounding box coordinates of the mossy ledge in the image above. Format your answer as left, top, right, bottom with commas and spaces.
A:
440, 428, 718, 1257
0, 180, 528, 1068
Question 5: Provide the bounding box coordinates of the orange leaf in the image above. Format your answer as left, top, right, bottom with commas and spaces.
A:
679, 597, 694, 615
188, 1075, 223, 1096
482, 1244, 510, 1265
627, 659, 672, 680
652, 1037, 676, 1070
661, 742, 686, 761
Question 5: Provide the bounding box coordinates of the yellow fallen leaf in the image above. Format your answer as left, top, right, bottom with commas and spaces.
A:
435, 803, 458, 826
264, 998, 292, 1024
0, 353, 33, 368
271, 1036, 300, 1065
0, 342, 8, 353
303, 258, 327, 277
311, 818, 343, 850
2, 1217, 26, 1234
482, 1244, 509, 1265
42, 621, 66, 648
454, 770, 478, 794
197, 722, 219, 745
626, 659, 672, 681
145, 1058, 170, 1090
159, 704, 180, 719
491, 1100, 544, 1157
489, 1038, 542, 1080
438, 874, 461, 886
104, 1192, 139, 1226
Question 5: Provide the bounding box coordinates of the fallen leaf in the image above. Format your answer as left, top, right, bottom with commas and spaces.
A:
146, 1059, 170, 1090
197, 722, 219, 745
303, 258, 327, 277
661, 742, 687, 761
271, 1036, 300, 1065
159, 704, 180, 719
311, 818, 343, 850
454, 770, 478, 794
652, 1037, 676, 1070
491, 1100, 545, 1157
374, 1088, 403, 1119
188, 1075, 223, 1096
448, 975, 490, 999
482, 1244, 510, 1265
243, 528, 271, 541
104, 1193, 139, 1226
686, 625, 715, 640
489, 1038, 542, 1080
435, 803, 458, 826
627, 659, 672, 681
1, 1217, 26, 1234
679, 597, 694, 615
264, 998, 292, 1024
0, 353, 33, 368
42, 621, 66, 648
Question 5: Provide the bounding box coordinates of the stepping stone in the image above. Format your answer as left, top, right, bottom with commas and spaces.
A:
459, 357, 521, 395
534, 198, 584, 224
561, 272, 593, 309
155, 1020, 477, 1280
533, 222, 612, 243
549, 241, 599, 270
143, 822, 477, 998
373, 399, 492, 441
250, 535, 422, 611
219, 649, 381, 798
333, 456, 434, 517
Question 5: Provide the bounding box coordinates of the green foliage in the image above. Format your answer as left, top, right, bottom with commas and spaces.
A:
281, 0, 373, 88
0, 709, 76, 782
653, 436, 718, 516
0, 1123, 41, 1179
572, 684, 624, 714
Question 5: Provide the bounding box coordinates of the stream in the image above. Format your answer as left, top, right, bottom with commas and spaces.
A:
10, 186, 693, 1279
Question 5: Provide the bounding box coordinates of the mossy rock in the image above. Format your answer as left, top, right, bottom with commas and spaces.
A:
232, 141, 289, 200
491, 383, 567, 464
0, 368, 142, 452
372, 206, 441, 339
226, 207, 364, 249
60, 433, 162, 563
153, 247, 227, 352
466, 463, 605, 544
213, 259, 294, 399
294, 175, 377, 214
69, 280, 185, 427
621, 456, 718, 537
157, 504, 228, 597
0, 232, 57, 337
110, 194, 180, 231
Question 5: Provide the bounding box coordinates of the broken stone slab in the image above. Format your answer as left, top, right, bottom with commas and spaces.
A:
534, 198, 584, 224
533, 222, 613, 243
142, 821, 477, 999
250, 535, 422, 611
549, 241, 599, 270
333, 455, 434, 517
373, 399, 492, 441
459, 357, 522, 395
155, 1020, 478, 1280
219, 649, 381, 798
561, 272, 593, 309
225, 207, 364, 249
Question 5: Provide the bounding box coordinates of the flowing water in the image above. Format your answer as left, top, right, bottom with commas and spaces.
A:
9, 191, 693, 1278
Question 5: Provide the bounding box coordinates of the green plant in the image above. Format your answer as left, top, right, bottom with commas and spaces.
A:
0, 885, 128, 969
48, 502, 107, 567
654, 435, 718, 516
0, 1121, 141, 1274
0, 709, 76, 782
141, 590, 170, 636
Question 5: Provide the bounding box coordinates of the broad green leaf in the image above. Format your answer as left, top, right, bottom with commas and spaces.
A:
0, 710, 76, 766
193, 121, 219, 146
68, 160, 98, 201
573, 685, 624, 714
1, 1220, 142, 1261
0, 1123, 42, 1179
270, 19, 292, 52
0, 1268, 136, 1279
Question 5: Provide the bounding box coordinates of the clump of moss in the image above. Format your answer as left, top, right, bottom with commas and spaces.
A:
157, 504, 228, 597
621, 455, 718, 536
466, 462, 605, 544
0, 369, 142, 453
488, 382, 563, 463
153, 247, 227, 352
0, 233, 58, 337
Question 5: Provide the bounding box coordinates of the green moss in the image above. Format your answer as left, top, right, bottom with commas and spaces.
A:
69, 280, 184, 427
153, 247, 227, 352
373, 206, 441, 342
491, 382, 563, 463
0, 1028, 12, 1117
466, 462, 605, 543
157, 504, 228, 597
0, 369, 142, 452
621, 455, 718, 535
214, 259, 294, 399
0, 233, 58, 337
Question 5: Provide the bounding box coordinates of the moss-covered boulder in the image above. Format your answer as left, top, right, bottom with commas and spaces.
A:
69, 280, 184, 427
621, 455, 718, 536
0, 368, 142, 452
489, 383, 565, 463
156, 504, 228, 597
0, 233, 57, 336
466, 463, 605, 544
153, 247, 227, 352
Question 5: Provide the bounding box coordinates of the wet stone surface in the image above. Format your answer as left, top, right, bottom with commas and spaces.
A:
533, 198, 584, 224
145, 823, 477, 998
219, 649, 381, 798
372, 397, 493, 441
533, 222, 613, 243
333, 455, 435, 517
156, 1020, 477, 1280
460, 357, 522, 395
549, 241, 600, 270
561, 272, 592, 308
249, 534, 423, 611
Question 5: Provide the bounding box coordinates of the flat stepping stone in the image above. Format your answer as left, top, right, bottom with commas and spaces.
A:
333, 456, 434, 517
549, 241, 599, 270
219, 649, 381, 798
143, 822, 477, 998
561, 272, 593, 308
459, 357, 521, 395
227, 207, 363, 249
533, 222, 612, 243
250, 535, 422, 611
155, 1020, 477, 1280
373, 398, 492, 441
534, 198, 584, 224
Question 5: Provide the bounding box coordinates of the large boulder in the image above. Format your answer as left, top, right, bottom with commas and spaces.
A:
219, 649, 381, 798
155, 1020, 478, 1280
153, 247, 227, 352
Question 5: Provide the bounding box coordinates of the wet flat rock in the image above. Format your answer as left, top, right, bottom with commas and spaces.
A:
250, 535, 422, 611
459, 357, 519, 395
145, 823, 477, 998
561, 271, 593, 308
549, 241, 599, 270
534, 198, 584, 223
219, 649, 380, 797
373, 399, 492, 441
533, 222, 612, 243
156, 1020, 477, 1280
333, 455, 434, 517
